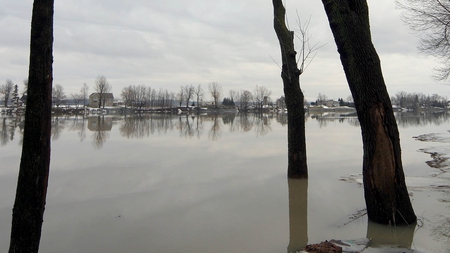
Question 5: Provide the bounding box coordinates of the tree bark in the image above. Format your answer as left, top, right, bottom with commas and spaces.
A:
321, 0, 416, 225
9, 0, 54, 252
272, 0, 308, 178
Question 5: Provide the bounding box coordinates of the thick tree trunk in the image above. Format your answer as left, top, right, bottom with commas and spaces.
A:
321, 0, 416, 224
273, 0, 308, 178
9, 0, 54, 252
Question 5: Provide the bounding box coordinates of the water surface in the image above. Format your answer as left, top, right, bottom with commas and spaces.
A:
1, 111, 449, 253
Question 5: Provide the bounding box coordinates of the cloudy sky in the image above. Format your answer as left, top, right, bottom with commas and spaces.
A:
0, 0, 445, 102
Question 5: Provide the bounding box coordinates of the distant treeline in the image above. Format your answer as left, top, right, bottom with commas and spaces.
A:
390, 91, 448, 109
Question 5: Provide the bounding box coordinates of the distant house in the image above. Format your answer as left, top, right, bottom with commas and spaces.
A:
89, 93, 114, 108
317, 99, 340, 107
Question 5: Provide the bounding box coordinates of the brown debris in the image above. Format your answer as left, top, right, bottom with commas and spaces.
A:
304, 240, 342, 253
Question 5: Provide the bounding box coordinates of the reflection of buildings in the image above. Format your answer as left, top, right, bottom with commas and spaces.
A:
287, 178, 308, 253
88, 116, 113, 131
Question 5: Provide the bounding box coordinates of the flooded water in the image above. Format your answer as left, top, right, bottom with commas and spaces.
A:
1, 111, 450, 253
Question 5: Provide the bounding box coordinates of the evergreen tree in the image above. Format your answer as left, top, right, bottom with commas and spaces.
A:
10, 84, 20, 109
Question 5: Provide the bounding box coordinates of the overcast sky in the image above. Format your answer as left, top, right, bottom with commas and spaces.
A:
0, 0, 445, 102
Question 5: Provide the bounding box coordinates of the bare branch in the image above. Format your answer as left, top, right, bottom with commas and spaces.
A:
398, 0, 450, 82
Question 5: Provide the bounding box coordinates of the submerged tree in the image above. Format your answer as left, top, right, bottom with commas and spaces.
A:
272, 0, 309, 178
9, 0, 54, 252
321, 0, 416, 225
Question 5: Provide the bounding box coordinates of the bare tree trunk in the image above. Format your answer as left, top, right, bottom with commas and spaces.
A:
273, 0, 308, 178
9, 0, 54, 252
321, 0, 416, 225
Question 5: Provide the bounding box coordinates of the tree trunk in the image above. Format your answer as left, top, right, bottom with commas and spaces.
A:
9, 0, 54, 252
321, 0, 416, 225
273, 0, 308, 178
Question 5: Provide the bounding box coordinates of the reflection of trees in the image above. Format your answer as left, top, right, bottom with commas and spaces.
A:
51, 116, 66, 140
177, 115, 196, 138
222, 113, 236, 125
1, 118, 9, 145
222, 113, 239, 133
276, 113, 288, 126
68, 115, 87, 141
309, 113, 359, 128
287, 178, 308, 253
118, 113, 273, 139
150, 114, 176, 135
396, 111, 450, 128
347, 117, 360, 127
237, 113, 254, 132
193, 115, 203, 138
121, 115, 153, 139
4, 116, 24, 143
309, 111, 450, 128
89, 116, 110, 149
254, 114, 272, 137
119, 114, 177, 138
208, 114, 221, 141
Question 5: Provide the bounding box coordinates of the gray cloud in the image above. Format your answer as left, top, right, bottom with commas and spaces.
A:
0, 0, 444, 100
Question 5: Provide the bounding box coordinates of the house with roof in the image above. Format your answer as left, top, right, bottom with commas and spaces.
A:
89, 93, 114, 108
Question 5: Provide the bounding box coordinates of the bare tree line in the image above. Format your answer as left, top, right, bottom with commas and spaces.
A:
391, 91, 448, 109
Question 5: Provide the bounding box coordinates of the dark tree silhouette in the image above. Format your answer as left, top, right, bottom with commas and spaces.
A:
272, 0, 308, 178
9, 0, 54, 252
321, 0, 416, 224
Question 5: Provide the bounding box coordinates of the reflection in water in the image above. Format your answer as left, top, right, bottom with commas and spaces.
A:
177, 115, 197, 139
222, 113, 235, 126
3, 111, 449, 145
287, 178, 308, 253
68, 116, 87, 141
51, 116, 66, 140
308, 110, 450, 128
208, 114, 221, 141
0, 116, 24, 145
309, 112, 359, 128
121, 115, 161, 139
366, 220, 415, 248
2, 111, 450, 252
89, 116, 111, 149
254, 114, 272, 137
237, 113, 253, 132
396, 110, 450, 128
1, 110, 448, 144
1, 118, 9, 145
276, 113, 288, 126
